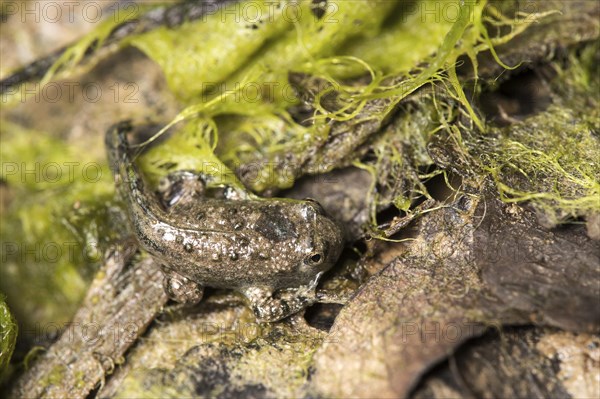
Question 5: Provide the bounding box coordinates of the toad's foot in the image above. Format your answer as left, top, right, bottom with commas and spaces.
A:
162, 268, 204, 305
158, 170, 249, 209
158, 170, 206, 209
244, 287, 317, 323
315, 287, 355, 305
244, 277, 321, 323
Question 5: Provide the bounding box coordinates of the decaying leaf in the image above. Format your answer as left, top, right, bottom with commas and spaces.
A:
474, 193, 600, 332
311, 187, 599, 398
413, 327, 600, 399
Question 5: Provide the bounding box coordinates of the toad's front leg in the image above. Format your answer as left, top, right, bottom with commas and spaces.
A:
243, 276, 322, 322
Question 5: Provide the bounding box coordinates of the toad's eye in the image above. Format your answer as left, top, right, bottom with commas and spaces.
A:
304, 253, 323, 265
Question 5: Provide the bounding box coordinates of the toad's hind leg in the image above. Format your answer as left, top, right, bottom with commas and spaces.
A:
158, 169, 249, 208
162, 267, 204, 305
157, 170, 206, 209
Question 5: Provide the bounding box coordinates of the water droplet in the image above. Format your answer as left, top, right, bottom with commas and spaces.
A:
184, 243, 193, 253
229, 252, 239, 261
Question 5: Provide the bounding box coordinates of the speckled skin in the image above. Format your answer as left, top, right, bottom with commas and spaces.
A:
106, 121, 344, 322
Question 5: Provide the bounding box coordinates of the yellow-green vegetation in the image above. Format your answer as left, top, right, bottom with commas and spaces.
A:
128, 0, 303, 101
132, 0, 400, 190
131, 0, 563, 201
475, 104, 600, 224
137, 119, 249, 193
471, 47, 600, 224
0, 294, 17, 380
130, 0, 477, 193
357, 93, 442, 227
0, 122, 118, 328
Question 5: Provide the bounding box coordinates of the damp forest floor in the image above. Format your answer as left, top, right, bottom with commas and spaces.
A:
0, 1, 599, 398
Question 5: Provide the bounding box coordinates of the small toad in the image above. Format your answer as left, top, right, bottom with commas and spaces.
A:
106, 122, 344, 322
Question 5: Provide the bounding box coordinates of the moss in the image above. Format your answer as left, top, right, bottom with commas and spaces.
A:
476, 105, 600, 224
0, 122, 120, 328
0, 294, 17, 380
447, 44, 600, 225
113, 318, 324, 398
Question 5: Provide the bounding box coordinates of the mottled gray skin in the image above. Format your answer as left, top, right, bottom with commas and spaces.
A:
106, 121, 344, 322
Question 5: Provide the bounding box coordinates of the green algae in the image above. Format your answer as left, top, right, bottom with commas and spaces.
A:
481, 106, 599, 223
0, 122, 119, 329
130, 0, 477, 194
336, 1, 456, 77
358, 92, 443, 228
346, 1, 590, 233
0, 294, 17, 380
137, 117, 250, 194
128, 0, 297, 101
471, 48, 600, 224
142, 0, 559, 200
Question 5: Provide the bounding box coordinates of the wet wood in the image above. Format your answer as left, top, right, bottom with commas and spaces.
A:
8, 241, 168, 399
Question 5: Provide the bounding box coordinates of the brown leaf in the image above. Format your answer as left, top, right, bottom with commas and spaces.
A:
311, 188, 599, 397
